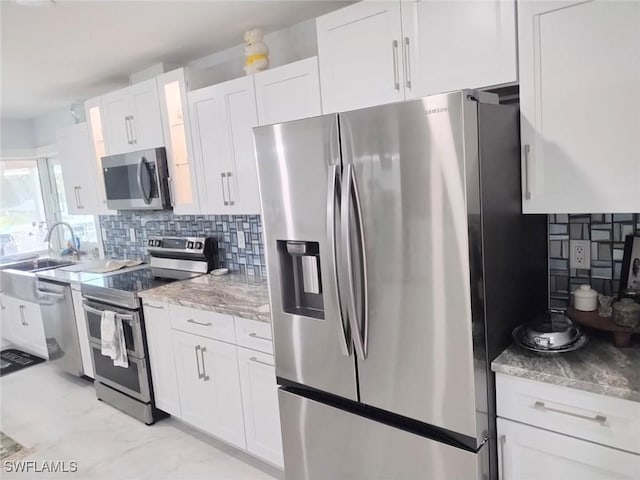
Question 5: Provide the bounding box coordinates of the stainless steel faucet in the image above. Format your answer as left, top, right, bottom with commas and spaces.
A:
44, 222, 77, 255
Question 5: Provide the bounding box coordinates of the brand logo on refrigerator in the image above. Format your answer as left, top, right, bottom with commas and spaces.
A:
425, 107, 448, 115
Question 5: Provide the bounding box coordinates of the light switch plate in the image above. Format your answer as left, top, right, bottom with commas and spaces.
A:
570, 240, 591, 269
237, 229, 246, 249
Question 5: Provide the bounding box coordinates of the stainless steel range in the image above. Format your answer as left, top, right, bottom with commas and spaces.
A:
80, 236, 218, 424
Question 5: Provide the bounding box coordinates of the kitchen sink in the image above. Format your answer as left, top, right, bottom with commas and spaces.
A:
2, 258, 75, 272
0, 258, 76, 302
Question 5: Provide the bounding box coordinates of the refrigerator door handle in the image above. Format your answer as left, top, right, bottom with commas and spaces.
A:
340, 163, 368, 360
327, 164, 351, 356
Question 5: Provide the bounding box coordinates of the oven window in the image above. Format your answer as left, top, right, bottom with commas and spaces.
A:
86, 309, 137, 355
91, 345, 143, 395
103, 163, 158, 200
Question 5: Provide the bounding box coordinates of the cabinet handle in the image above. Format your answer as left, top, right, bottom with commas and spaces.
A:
200, 346, 210, 381
187, 318, 212, 327
77, 186, 84, 209
125, 116, 133, 144
142, 302, 165, 309
403, 37, 411, 89
524, 144, 532, 200
221, 173, 229, 206
168, 177, 175, 207
195, 345, 204, 379
19, 305, 28, 326
129, 115, 137, 144
498, 434, 506, 479
392, 40, 400, 91
532, 401, 607, 424
0, 297, 4, 310
248, 332, 271, 342
226, 172, 234, 206
73, 186, 80, 208
249, 356, 274, 367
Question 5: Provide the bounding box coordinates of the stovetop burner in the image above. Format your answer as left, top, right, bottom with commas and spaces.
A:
86, 267, 173, 293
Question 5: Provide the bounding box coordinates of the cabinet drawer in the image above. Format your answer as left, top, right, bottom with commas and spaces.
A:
496, 373, 640, 454
169, 304, 235, 344
234, 317, 273, 354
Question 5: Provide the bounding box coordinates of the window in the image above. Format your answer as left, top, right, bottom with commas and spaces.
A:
0, 160, 48, 256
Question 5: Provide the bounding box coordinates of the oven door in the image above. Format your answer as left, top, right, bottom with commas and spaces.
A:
89, 341, 151, 402
83, 300, 146, 358
102, 153, 163, 210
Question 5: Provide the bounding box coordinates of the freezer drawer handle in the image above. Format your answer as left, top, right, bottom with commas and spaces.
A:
327, 164, 351, 357
532, 401, 607, 425
187, 318, 212, 327
249, 356, 274, 368
341, 163, 368, 360
248, 332, 271, 342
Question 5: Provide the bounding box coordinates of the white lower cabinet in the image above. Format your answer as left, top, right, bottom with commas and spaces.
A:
172, 330, 246, 449
143, 300, 180, 416
237, 347, 283, 467
497, 418, 640, 480
71, 287, 93, 378
1, 295, 48, 359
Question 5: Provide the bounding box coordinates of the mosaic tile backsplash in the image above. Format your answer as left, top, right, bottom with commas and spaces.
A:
548, 213, 640, 309
99, 213, 266, 276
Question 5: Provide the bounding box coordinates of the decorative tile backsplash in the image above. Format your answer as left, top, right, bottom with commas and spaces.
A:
548, 213, 640, 309
99, 213, 266, 276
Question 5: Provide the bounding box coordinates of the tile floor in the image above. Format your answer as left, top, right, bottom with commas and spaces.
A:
0, 363, 280, 480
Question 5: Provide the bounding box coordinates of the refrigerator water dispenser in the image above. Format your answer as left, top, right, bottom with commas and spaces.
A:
278, 240, 324, 319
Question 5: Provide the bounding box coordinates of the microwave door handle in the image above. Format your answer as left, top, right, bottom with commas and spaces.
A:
340, 163, 368, 360
327, 164, 351, 357
137, 157, 152, 204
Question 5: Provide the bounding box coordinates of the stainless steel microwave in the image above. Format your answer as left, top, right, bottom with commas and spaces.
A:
102, 148, 171, 210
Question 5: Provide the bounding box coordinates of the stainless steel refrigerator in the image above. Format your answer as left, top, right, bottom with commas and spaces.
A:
254, 91, 547, 480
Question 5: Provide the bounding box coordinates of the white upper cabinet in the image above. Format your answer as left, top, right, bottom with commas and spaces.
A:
519, 0, 640, 213
189, 76, 261, 214
101, 78, 165, 155
254, 57, 322, 125
317, 1, 517, 113
401, 0, 517, 99
317, 1, 405, 113
84, 96, 115, 215
158, 69, 201, 214
56, 123, 101, 215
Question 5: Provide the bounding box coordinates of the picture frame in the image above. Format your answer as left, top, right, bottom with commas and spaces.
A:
619, 234, 640, 296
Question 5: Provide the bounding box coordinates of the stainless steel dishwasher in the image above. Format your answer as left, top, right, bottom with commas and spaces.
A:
37, 279, 83, 376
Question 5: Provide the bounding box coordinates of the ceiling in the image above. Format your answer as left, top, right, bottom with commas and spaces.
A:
1, 0, 349, 119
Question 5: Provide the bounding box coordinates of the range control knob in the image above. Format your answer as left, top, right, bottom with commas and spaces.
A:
187, 241, 194, 249
195, 242, 203, 249
148, 240, 154, 246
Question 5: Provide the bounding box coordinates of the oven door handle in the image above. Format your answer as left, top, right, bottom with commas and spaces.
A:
82, 302, 135, 322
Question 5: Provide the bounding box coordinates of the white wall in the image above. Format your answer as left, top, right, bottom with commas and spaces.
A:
32, 107, 75, 148
0, 118, 35, 154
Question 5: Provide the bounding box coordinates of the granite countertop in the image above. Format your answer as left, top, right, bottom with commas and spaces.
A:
138, 273, 271, 323
492, 338, 640, 402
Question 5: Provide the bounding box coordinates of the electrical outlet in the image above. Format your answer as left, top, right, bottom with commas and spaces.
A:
570, 240, 591, 269
237, 228, 246, 250
129, 228, 136, 242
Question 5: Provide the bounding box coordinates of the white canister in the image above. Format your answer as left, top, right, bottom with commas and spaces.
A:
574, 285, 598, 311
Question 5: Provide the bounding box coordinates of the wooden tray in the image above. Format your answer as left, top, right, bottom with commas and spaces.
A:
567, 308, 640, 347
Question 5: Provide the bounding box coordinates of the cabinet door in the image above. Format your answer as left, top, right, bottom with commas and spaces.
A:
71, 288, 93, 378
214, 76, 261, 214
101, 87, 132, 155
402, 0, 517, 99
129, 78, 165, 151
84, 96, 115, 215
143, 300, 180, 416
56, 124, 101, 215
519, 0, 640, 213
237, 347, 283, 467
317, 1, 404, 114
254, 57, 322, 125
173, 331, 246, 448
497, 418, 640, 479
4, 297, 48, 359
188, 86, 229, 213
158, 69, 201, 214
0, 293, 17, 346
